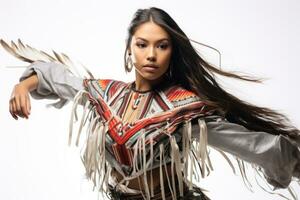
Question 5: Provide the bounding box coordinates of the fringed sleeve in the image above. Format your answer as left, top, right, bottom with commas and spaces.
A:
19, 61, 84, 108
189, 115, 300, 199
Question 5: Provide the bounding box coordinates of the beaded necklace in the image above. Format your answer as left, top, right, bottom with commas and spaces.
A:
122, 83, 152, 123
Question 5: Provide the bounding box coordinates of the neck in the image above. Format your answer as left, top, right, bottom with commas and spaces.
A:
134, 76, 165, 92
135, 73, 163, 92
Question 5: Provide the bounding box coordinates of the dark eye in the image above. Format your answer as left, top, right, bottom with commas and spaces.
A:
136, 43, 146, 48
158, 43, 169, 49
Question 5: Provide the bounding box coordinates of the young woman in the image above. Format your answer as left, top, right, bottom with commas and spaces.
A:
5, 7, 300, 200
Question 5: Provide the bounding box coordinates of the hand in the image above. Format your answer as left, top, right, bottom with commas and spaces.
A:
9, 83, 31, 120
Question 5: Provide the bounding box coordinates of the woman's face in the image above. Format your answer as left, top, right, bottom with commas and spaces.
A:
129, 21, 172, 84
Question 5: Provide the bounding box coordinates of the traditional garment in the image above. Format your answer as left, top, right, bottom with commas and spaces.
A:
17, 60, 300, 200
107, 181, 210, 200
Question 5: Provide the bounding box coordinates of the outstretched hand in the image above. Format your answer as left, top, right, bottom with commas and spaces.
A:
9, 83, 31, 120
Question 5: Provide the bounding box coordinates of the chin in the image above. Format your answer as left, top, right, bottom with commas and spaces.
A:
141, 73, 164, 81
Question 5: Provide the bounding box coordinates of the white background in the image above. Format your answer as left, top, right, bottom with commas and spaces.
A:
0, 0, 299, 199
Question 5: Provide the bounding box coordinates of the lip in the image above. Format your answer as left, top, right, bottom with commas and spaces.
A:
143, 64, 159, 68
142, 64, 159, 73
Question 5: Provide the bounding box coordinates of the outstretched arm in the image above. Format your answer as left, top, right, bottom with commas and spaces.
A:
9, 61, 84, 120
190, 115, 300, 189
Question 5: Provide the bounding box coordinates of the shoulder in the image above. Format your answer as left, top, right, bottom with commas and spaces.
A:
83, 79, 128, 99
163, 85, 202, 107
84, 79, 127, 90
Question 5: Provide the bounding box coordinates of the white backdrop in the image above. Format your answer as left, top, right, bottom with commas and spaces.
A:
0, 0, 299, 199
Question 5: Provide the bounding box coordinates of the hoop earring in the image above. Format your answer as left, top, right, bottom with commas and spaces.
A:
126, 53, 134, 72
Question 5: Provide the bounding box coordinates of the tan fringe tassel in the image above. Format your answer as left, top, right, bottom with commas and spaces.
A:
162, 136, 175, 199
142, 133, 151, 200
236, 158, 253, 192
182, 121, 191, 185
197, 119, 210, 178
216, 149, 236, 174
150, 136, 154, 197
159, 144, 166, 200
170, 136, 177, 199
170, 136, 184, 197
68, 90, 111, 193
253, 165, 298, 200
69, 90, 89, 146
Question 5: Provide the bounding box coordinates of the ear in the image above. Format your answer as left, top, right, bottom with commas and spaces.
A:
125, 38, 132, 55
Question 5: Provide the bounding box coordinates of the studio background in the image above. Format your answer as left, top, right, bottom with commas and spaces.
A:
0, 0, 299, 199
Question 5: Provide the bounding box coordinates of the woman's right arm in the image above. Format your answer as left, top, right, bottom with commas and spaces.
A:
9, 61, 84, 120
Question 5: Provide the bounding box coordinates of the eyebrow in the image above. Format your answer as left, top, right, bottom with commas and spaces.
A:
136, 37, 170, 43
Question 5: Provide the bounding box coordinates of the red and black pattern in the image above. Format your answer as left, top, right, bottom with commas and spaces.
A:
83, 79, 216, 167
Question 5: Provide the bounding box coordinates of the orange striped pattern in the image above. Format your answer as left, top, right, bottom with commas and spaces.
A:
97, 79, 111, 91
167, 87, 197, 102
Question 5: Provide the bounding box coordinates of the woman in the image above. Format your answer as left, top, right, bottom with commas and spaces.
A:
5, 7, 300, 200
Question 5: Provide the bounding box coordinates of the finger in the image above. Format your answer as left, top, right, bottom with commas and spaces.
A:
9, 99, 12, 114
20, 95, 28, 118
12, 99, 16, 114
16, 96, 25, 118
13, 99, 25, 118
9, 101, 18, 120
18, 110, 25, 118
15, 95, 21, 115
11, 100, 19, 119
26, 93, 31, 115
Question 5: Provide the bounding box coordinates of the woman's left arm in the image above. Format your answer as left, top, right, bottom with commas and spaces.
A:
193, 115, 300, 189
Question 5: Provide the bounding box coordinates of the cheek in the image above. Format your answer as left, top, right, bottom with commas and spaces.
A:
131, 49, 145, 66
160, 52, 172, 69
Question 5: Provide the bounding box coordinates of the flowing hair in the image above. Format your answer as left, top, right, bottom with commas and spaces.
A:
123, 7, 299, 138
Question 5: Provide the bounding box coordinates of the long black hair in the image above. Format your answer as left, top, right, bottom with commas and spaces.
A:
123, 7, 299, 138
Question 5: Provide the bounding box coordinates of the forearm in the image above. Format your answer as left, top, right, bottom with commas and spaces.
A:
19, 73, 38, 92
20, 61, 85, 108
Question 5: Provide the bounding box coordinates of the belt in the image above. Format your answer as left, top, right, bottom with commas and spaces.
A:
108, 183, 210, 200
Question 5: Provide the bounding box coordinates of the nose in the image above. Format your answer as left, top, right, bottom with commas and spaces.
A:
147, 47, 156, 62
147, 56, 156, 62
